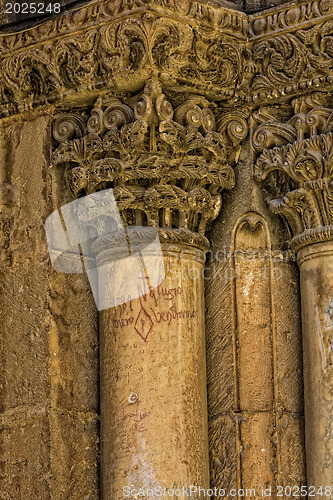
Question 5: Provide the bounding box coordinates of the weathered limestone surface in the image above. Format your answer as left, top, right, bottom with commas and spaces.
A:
0, 116, 99, 498
50, 79, 240, 497
254, 95, 333, 494
100, 246, 209, 499
206, 139, 306, 497
298, 242, 333, 490
1, 0, 333, 497
0, 0, 297, 35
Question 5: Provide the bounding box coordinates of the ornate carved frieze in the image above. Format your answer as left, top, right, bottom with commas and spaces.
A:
0, 0, 247, 55
1, 0, 333, 117
51, 79, 246, 247
0, 0, 248, 117
249, 0, 333, 102
254, 94, 333, 251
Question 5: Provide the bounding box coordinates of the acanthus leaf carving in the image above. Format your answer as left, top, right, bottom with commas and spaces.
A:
51, 79, 245, 246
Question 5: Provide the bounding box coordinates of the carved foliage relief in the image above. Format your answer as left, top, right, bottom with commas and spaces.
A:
51, 79, 247, 238
254, 95, 333, 250
0, 3, 247, 117
1, 0, 333, 116
1, 0, 333, 250
250, 0, 333, 99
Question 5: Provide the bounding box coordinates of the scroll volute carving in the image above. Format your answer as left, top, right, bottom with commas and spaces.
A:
52, 79, 247, 241
253, 94, 333, 251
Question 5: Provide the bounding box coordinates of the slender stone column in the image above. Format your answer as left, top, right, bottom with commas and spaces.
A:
297, 241, 333, 490
51, 79, 243, 498
254, 95, 333, 495
98, 240, 209, 498
232, 214, 276, 497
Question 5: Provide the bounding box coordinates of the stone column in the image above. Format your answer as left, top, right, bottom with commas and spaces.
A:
254, 95, 333, 495
51, 80, 242, 498
297, 241, 333, 490
98, 239, 209, 498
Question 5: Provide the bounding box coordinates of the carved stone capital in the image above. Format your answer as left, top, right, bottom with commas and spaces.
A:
52, 79, 246, 249
2, 0, 333, 117
254, 94, 333, 252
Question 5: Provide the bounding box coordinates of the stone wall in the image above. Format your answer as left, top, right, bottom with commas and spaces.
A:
0, 114, 99, 498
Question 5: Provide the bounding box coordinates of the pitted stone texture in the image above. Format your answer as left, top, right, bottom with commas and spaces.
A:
206, 140, 306, 494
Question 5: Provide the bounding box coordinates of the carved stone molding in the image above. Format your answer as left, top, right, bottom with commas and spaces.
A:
1, 0, 333, 117
51, 78, 246, 248
0, 1, 248, 117
254, 94, 333, 252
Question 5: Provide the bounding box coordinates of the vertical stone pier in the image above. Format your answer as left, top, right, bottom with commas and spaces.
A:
4, 0, 333, 495
232, 214, 276, 497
